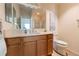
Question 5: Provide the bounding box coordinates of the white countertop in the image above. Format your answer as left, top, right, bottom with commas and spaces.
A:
4, 29, 53, 38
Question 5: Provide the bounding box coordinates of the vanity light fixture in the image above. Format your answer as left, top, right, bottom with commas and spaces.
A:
21, 3, 40, 9
36, 12, 40, 15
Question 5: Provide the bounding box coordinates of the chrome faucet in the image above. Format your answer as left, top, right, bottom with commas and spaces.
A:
23, 27, 27, 34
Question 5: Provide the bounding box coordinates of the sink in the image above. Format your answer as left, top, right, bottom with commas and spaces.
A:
27, 31, 40, 35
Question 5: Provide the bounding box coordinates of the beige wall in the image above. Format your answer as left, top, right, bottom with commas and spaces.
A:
58, 4, 79, 54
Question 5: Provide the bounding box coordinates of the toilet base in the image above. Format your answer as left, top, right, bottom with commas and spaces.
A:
54, 49, 68, 56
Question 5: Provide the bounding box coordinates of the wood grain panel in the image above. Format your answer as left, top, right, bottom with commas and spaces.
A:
47, 34, 53, 39
23, 41, 37, 56
37, 39, 48, 56
5, 38, 20, 45
48, 39, 53, 55
5, 34, 53, 56
7, 45, 20, 56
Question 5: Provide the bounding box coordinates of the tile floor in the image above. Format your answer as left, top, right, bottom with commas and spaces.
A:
52, 51, 60, 56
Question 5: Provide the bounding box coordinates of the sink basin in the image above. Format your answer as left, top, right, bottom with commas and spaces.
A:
27, 31, 40, 35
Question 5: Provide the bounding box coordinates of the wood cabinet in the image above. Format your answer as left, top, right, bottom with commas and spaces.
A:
6, 38, 21, 56
7, 45, 20, 56
36, 35, 47, 55
37, 39, 48, 56
48, 34, 53, 55
23, 41, 37, 56
48, 39, 53, 55
5, 34, 53, 56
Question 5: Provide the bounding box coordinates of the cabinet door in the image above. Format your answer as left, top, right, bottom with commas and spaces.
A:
37, 39, 48, 56
6, 38, 23, 56
48, 39, 53, 55
7, 45, 20, 56
23, 41, 37, 56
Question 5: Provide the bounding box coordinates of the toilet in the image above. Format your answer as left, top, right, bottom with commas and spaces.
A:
53, 39, 68, 56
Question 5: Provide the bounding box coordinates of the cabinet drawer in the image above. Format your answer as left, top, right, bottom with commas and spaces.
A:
23, 37, 36, 42
6, 38, 20, 45
23, 35, 47, 42
38, 35, 47, 40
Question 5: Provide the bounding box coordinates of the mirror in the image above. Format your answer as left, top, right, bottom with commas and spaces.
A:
5, 3, 16, 24
13, 4, 32, 30
5, 3, 46, 31
32, 8, 46, 29
5, 3, 13, 23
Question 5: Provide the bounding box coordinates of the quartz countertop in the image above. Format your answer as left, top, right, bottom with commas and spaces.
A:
4, 29, 53, 38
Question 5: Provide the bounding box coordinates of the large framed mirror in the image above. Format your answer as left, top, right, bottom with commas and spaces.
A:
5, 3, 46, 32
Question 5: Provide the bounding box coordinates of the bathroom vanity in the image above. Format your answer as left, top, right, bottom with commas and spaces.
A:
4, 4, 53, 56
5, 32, 53, 56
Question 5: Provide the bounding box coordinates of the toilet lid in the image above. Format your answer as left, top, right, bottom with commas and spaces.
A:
54, 39, 68, 45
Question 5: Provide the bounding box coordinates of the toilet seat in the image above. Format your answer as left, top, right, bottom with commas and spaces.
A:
54, 39, 67, 45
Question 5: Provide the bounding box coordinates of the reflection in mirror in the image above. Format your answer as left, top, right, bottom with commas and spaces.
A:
5, 3, 16, 24
32, 8, 46, 29
14, 4, 32, 30
5, 3, 13, 23
13, 7, 16, 24
5, 3, 46, 33
20, 5, 32, 30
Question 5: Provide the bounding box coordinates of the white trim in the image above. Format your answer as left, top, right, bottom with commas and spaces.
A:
46, 10, 50, 31
46, 10, 58, 33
